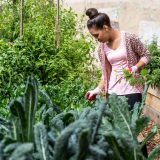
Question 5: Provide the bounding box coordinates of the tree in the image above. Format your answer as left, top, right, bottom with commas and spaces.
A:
13, 0, 17, 5
20, 0, 24, 38
55, 0, 60, 47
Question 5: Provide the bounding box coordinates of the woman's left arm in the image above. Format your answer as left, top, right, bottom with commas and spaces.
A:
135, 59, 146, 70
131, 34, 151, 70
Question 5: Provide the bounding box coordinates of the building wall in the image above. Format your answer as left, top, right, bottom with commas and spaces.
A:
64, 0, 160, 43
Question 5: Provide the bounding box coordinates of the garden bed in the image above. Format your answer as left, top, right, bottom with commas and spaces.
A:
141, 120, 160, 159
144, 86, 160, 126
142, 86, 160, 159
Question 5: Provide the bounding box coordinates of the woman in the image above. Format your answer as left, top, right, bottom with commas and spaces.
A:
85, 8, 150, 110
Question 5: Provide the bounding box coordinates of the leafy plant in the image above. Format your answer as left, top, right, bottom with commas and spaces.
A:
1, 76, 160, 160
0, 0, 96, 117
146, 40, 160, 87
8, 76, 38, 142
34, 123, 49, 160
123, 40, 160, 87
123, 68, 147, 86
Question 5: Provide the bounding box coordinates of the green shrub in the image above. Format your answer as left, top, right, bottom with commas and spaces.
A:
0, 0, 98, 116
146, 41, 160, 87
1, 76, 160, 160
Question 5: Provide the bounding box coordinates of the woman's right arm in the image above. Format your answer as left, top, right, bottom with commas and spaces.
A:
85, 44, 105, 101
98, 75, 105, 91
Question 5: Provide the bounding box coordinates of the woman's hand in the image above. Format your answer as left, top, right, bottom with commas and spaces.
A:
128, 66, 138, 74
85, 87, 101, 101
129, 60, 146, 74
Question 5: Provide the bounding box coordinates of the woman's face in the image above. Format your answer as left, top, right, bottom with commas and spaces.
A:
89, 26, 110, 43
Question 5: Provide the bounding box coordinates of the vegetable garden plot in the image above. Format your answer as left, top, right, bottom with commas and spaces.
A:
0, 76, 160, 160
140, 120, 160, 160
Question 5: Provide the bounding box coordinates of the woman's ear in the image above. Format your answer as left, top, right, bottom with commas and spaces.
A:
103, 25, 109, 31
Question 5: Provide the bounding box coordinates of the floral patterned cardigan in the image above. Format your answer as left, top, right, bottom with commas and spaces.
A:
98, 32, 151, 93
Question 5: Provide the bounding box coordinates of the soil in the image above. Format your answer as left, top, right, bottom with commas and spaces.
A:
140, 120, 160, 159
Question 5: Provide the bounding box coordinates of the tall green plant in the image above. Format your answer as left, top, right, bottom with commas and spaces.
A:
0, 77, 160, 160
146, 41, 160, 87
9, 76, 38, 142
0, 0, 95, 116
34, 123, 49, 160
20, 0, 24, 38
55, 0, 60, 47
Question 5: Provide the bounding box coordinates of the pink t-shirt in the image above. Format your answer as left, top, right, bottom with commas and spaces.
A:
104, 31, 142, 95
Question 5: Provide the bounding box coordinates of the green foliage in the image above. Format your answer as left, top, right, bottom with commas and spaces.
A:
0, 118, 10, 140
0, 76, 160, 160
103, 95, 144, 159
8, 76, 38, 142
34, 123, 49, 160
123, 69, 147, 87
42, 75, 96, 110
148, 144, 160, 160
0, 0, 96, 117
140, 125, 158, 148
73, 129, 90, 160
8, 143, 34, 160
1, 1, 160, 158
123, 40, 160, 87
146, 41, 160, 87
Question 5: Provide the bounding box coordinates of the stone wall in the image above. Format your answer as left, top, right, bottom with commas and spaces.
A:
64, 0, 160, 43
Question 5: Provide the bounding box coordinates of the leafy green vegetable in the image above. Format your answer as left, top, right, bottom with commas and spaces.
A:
34, 123, 49, 160
0, 76, 160, 160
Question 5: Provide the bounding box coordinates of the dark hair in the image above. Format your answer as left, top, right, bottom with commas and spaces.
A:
86, 8, 111, 29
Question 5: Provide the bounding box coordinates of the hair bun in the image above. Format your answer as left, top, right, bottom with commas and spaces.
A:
86, 8, 99, 19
